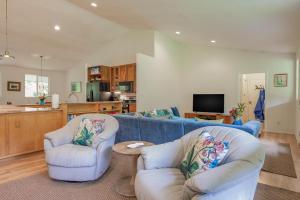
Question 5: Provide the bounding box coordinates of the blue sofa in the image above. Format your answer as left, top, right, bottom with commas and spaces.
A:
114, 114, 261, 144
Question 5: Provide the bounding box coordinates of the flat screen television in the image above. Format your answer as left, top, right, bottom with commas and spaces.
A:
193, 94, 224, 113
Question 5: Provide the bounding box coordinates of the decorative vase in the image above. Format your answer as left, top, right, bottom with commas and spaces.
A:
39, 98, 45, 105
232, 118, 243, 125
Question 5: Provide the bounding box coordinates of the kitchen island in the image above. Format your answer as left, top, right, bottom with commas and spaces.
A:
0, 105, 63, 159
61, 101, 123, 125
0, 101, 123, 160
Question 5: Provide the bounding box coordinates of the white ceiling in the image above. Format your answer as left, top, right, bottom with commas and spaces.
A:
0, 0, 128, 70
0, 0, 299, 71
69, 0, 300, 54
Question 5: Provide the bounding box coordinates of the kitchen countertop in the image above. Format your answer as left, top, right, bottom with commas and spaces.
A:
62, 101, 122, 104
0, 105, 62, 115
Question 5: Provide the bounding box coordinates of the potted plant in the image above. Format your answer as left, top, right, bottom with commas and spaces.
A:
39, 93, 46, 105
229, 103, 245, 125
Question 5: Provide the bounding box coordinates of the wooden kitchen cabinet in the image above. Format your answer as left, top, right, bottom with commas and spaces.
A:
0, 110, 63, 159
109, 63, 137, 92
0, 116, 7, 157
119, 65, 127, 82
111, 66, 120, 82
7, 114, 37, 155
100, 66, 111, 82
128, 103, 137, 113
126, 63, 136, 81
36, 112, 62, 150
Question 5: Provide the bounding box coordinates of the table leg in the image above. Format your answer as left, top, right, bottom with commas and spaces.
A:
115, 155, 139, 197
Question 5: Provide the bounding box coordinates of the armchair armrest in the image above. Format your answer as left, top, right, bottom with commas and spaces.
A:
44, 126, 74, 149
185, 160, 261, 194
140, 139, 184, 170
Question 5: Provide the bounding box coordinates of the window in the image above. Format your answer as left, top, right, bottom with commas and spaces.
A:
25, 74, 49, 97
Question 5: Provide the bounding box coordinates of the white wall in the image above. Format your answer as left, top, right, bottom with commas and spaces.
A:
65, 30, 296, 135
137, 33, 296, 134
65, 30, 155, 102
137, 32, 184, 111
296, 48, 300, 142
0, 65, 66, 105
181, 46, 295, 134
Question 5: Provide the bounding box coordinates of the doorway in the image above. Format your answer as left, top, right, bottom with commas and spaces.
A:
240, 73, 266, 122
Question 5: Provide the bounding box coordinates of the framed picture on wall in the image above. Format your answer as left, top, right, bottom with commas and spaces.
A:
71, 81, 82, 93
274, 73, 288, 87
7, 81, 21, 91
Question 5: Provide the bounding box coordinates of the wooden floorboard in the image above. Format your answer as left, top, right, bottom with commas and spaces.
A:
0, 132, 299, 193
0, 151, 47, 184
259, 132, 300, 193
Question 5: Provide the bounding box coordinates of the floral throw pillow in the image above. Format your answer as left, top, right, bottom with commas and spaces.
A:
73, 118, 105, 148
180, 131, 229, 179
154, 108, 175, 119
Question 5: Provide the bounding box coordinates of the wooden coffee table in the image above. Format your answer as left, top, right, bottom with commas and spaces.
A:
113, 141, 154, 197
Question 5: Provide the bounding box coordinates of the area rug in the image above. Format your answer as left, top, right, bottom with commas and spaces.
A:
261, 141, 297, 178
0, 155, 299, 200
0, 155, 136, 200
255, 183, 300, 200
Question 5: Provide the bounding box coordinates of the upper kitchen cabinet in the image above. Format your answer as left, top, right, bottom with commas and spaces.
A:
114, 64, 136, 82
119, 65, 127, 82
100, 66, 111, 82
87, 66, 110, 82
126, 63, 136, 81
111, 66, 120, 82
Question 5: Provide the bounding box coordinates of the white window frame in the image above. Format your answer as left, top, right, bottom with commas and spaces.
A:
25, 74, 49, 97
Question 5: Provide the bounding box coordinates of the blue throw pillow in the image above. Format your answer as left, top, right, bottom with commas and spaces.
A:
171, 107, 180, 117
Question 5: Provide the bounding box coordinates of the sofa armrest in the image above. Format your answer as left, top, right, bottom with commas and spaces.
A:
185, 160, 260, 194
44, 126, 74, 148
140, 139, 184, 170
242, 120, 261, 137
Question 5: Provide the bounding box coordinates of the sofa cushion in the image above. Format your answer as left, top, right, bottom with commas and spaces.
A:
139, 117, 184, 144
180, 131, 229, 179
72, 118, 105, 147
46, 144, 97, 167
114, 115, 141, 143
135, 168, 185, 200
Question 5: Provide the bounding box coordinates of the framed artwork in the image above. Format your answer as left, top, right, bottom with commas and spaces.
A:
7, 81, 21, 91
71, 81, 82, 93
274, 73, 288, 87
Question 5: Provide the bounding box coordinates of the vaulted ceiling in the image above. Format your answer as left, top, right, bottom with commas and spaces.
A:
0, 0, 128, 70
69, 0, 300, 53
0, 0, 299, 71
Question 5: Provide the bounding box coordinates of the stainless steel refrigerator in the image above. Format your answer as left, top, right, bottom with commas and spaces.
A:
86, 81, 111, 102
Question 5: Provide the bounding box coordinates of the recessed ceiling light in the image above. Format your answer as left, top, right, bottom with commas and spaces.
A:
211, 40, 216, 43
91, 2, 98, 7
54, 25, 61, 31
175, 31, 181, 35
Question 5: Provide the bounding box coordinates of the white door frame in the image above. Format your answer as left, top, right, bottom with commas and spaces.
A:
238, 73, 268, 131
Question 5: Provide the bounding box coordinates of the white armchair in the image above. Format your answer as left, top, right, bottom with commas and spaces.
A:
44, 114, 119, 181
135, 126, 265, 200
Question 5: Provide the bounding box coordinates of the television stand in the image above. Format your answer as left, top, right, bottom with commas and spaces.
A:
184, 112, 233, 124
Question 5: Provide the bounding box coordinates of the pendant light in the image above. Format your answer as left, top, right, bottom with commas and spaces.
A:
39, 56, 45, 93
0, 0, 15, 60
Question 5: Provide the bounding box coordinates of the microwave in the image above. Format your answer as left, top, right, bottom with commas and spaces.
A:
118, 81, 134, 93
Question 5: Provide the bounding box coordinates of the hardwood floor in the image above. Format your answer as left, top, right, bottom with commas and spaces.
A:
259, 132, 300, 193
0, 132, 299, 194
0, 151, 47, 184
